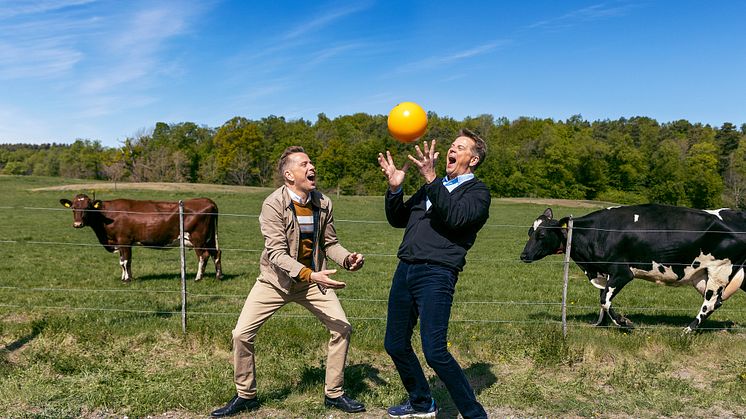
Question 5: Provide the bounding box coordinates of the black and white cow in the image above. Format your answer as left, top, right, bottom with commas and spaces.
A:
520, 204, 746, 332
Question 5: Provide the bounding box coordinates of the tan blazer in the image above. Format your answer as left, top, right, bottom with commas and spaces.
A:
257, 185, 351, 293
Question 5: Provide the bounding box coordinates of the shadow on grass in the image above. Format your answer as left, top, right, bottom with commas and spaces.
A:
2, 319, 46, 372
262, 363, 387, 403
3, 319, 46, 352
557, 311, 737, 333
429, 362, 496, 418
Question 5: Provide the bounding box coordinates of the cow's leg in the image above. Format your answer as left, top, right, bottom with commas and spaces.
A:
592, 305, 607, 326
212, 248, 223, 280
193, 248, 208, 281
208, 223, 223, 280
588, 273, 609, 326
685, 266, 733, 333
119, 246, 133, 282
599, 268, 635, 329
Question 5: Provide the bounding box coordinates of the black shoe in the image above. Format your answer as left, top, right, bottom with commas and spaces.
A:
211, 394, 259, 417
324, 394, 366, 413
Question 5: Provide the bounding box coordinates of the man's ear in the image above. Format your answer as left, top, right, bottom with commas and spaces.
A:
93, 200, 103, 209
60, 199, 72, 208
469, 155, 480, 168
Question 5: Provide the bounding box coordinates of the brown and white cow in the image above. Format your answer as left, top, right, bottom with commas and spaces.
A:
60, 194, 223, 282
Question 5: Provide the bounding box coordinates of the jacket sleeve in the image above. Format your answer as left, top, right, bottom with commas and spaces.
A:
425, 179, 491, 229
259, 198, 305, 279
321, 198, 352, 269
385, 188, 417, 228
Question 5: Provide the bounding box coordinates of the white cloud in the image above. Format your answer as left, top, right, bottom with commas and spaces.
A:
527, 2, 637, 31
79, 4, 200, 96
0, 8, 100, 80
0, 0, 96, 19
391, 40, 510, 75
282, 1, 372, 41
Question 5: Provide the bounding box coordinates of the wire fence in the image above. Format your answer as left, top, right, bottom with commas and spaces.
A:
2, 204, 746, 333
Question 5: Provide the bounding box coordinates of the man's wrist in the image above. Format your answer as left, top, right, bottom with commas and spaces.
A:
299, 267, 313, 282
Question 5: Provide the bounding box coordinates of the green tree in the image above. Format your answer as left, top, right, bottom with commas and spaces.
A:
59, 140, 104, 179
715, 122, 741, 175
724, 137, 746, 208
684, 142, 723, 208
213, 117, 265, 185
646, 139, 687, 205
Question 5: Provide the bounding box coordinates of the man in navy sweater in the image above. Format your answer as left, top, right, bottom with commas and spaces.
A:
377, 129, 490, 419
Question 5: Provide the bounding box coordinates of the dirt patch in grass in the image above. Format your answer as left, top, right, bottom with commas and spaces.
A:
31, 182, 272, 194
0, 312, 40, 324
498, 197, 619, 209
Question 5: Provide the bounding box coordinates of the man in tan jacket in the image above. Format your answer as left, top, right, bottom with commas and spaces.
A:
211, 146, 366, 417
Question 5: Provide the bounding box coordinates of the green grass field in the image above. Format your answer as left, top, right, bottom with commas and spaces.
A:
3, 175, 746, 418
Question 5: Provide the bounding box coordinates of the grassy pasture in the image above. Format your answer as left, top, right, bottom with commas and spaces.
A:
3, 175, 746, 418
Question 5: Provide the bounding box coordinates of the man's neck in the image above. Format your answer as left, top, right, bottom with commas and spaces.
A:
286, 184, 310, 203
446, 169, 474, 180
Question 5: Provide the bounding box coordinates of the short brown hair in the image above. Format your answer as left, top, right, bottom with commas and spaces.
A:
459, 128, 487, 169
277, 146, 306, 184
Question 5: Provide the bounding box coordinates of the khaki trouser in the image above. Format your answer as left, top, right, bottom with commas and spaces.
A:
232, 279, 352, 399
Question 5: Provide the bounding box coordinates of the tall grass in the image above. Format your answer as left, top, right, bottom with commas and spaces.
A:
2, 175, 746, 418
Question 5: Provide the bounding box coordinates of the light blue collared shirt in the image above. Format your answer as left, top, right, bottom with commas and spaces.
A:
426, 173, 474, 210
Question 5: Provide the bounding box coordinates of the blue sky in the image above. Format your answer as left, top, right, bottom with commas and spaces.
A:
1, 0, 745, 147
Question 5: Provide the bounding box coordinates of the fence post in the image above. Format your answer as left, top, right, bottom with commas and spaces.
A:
561, 216, 574, 338
179, 200, 187, 333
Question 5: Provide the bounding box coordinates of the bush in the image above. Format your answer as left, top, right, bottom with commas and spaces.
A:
596, 189, 647, 205
1, 161, 30, 175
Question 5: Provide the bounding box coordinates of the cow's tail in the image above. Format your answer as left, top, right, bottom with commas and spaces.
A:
213, 211, 220, 252
211, 203, 223, 279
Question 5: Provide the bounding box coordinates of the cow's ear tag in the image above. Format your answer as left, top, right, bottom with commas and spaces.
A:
93, 201, 101, 209
561, 223, 568, 229
64, 202, 71, 208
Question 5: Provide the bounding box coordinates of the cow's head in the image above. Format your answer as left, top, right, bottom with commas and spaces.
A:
59, 194, 103, 228
520, 208, 569, 262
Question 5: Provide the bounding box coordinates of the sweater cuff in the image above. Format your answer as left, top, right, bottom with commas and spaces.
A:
342, 254, 351, 270
298, 267, 313, 282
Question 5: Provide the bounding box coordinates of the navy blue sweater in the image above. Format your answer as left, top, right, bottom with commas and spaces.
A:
385, 177, 491, 271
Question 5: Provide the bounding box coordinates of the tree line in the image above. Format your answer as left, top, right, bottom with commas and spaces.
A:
2, 114, 745, 209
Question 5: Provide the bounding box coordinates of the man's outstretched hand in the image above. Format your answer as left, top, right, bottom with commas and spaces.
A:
311, 269, 346, 290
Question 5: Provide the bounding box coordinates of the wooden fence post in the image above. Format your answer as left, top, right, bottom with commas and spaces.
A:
562, 216, 574, 338
179, 200, 187, 333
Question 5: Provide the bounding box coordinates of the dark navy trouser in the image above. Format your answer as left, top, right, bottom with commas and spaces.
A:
384, 260, 487, 419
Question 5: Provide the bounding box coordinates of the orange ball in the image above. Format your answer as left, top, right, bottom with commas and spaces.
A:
387, 102, 427, 143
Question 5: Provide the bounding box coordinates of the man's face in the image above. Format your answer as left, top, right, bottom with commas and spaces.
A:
285, 152, 316, 193
445, 136, 478, 178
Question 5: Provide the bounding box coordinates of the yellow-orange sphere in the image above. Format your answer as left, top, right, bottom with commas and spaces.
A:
387, 102, 427, 143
